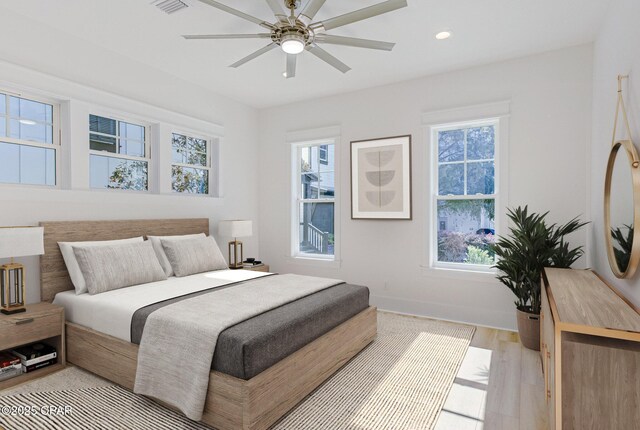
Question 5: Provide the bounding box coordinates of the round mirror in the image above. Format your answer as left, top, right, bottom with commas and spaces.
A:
605, 140, 640, 278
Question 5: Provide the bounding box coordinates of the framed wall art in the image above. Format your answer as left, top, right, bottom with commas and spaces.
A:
351, 135, 412, 220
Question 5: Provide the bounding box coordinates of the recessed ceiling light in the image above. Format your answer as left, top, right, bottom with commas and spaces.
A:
282, 71, 288, 78
435, 31, 452, 40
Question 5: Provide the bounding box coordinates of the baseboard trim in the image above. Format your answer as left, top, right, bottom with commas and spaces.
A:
371, 294, 517, 331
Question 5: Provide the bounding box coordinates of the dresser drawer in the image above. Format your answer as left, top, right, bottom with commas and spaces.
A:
0, 311, 63, 350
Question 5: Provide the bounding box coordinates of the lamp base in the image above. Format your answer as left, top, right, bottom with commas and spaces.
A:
228, 240, 244, 269
1, 306, 26, 315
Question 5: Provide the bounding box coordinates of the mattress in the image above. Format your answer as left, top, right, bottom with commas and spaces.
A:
54, 270, 370, 380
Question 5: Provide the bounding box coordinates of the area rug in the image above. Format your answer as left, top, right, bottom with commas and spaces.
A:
0, 311, 474, 430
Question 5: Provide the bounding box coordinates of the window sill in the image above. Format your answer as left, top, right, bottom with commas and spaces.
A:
420, 264, 498, 283
285, 255, 341, 269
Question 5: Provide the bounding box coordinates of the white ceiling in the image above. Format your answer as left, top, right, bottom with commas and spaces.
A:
0, 0, 613, 108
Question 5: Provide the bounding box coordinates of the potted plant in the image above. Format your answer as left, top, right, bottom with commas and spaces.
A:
492, 206, 587, 350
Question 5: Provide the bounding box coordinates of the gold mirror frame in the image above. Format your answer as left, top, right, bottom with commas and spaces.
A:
604, 139, 640, 278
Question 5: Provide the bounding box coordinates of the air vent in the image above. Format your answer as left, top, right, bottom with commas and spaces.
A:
151, 0, 189, 14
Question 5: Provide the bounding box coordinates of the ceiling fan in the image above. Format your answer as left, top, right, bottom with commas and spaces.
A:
182, 0, 408, 78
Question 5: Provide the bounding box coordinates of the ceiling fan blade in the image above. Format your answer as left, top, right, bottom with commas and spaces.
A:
315, 35, 395, 51
298, 0, 327, 25
183, 34, 272, 40
286, 54, 297, 79
196, 0, 274, 29
230, 43, 278, 68
311, 0, 407, 32
307, 44, 351, 73
265, 0, 288, 22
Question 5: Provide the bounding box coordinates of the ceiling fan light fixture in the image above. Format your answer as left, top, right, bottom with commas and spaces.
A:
281, 34, 305, 54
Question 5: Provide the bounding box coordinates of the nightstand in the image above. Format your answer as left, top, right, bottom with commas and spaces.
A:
244, 264, 270, 272
0, 302, 65, 390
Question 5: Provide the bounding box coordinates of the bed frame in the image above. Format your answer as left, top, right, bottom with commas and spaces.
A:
39, 219, 377, 430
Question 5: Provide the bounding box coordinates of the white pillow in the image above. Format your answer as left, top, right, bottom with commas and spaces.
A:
58, 236, 144, 295
147, 233, 206, 277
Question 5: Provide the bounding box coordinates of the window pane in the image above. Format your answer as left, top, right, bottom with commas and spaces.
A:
9, 96, 52, 124
298, 202, 334, 256
90, 133, 117, 153
9, 119, 53, 144
172, 166, 209, 194
187, 137, 207, 154
0, 94, 5, 115
301, 173, 318, 199
467, 126, 495, 160
172, 133, 187, 164
89, 115, 117, 136
318, 172, 335, 198
301, 147, 312, 173
437, 199, 495, 265
467, 161, 495, 195
90, 155, 147, 191
0, 142, 55, 186
319, 144, 334, 173
120, 122, 145, 142
0, 116, 5, 137
438, 163, 464, 195
438, 130, 464, 162
120, 139, 144, 157
0, 142, 19, 183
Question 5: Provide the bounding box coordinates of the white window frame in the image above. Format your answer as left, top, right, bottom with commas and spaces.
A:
88, 111, 151, 192
290, 138, 338, 263
422, 101, 510, 277
170, 130, 213, 196
0, 88, 61, 188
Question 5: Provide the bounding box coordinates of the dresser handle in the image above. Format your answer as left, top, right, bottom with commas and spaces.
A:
15, 318, 34, 325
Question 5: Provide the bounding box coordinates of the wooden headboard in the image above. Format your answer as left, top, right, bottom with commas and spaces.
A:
39, 218, 210, 302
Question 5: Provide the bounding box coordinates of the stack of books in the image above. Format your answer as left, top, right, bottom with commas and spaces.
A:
0, 351, 22, 382
243, 262, 264, 269
11, 343, 57, 373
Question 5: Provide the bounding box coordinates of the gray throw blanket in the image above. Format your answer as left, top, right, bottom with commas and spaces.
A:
133, 274, 342, 421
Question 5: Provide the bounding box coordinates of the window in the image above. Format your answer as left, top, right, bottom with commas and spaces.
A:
89, 114, 149, 191
171, 132, 210, 194
0, 92, 58, 186
432, 121, 498, 269
293, 142, 335, 259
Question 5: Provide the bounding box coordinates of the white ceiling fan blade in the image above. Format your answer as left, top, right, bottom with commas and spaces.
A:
230, 43, 278, 68
196, 0, 274, 29
265, 0, 288, 22
298, 0, 327, 26
286, 53, 297, 78
311, 0, 407, 32
315, 35, 395, 51
183, 34, 272, 40
307, 44, 351, 73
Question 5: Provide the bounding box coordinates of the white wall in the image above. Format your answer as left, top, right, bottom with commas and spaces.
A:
590, 0, 640, 305
0, 17, 261, 304
258, 45, 593, 330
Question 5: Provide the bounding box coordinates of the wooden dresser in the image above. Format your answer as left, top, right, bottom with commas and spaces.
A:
541, 268, 640, 430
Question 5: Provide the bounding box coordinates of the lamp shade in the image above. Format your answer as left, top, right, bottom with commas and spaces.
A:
0, 227, 45, 259
218, 220, 252, 238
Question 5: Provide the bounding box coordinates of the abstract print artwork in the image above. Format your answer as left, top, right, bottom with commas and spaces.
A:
351, 135, 412, 219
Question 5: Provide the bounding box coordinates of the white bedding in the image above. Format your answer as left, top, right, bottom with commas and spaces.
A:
53, 269, 271, 342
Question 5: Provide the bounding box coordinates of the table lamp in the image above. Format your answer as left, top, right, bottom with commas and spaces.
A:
218, 220, 252, 269
0, 226, 44, 315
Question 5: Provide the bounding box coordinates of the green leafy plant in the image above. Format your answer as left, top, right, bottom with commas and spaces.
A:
491, 206, 588, 314
465, 245, 494, 265
611, 224, 634, 271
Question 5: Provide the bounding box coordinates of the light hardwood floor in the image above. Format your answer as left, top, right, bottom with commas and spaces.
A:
435, 327, 548, 430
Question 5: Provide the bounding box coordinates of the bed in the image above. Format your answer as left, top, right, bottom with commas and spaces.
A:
40, 219, 377, 430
